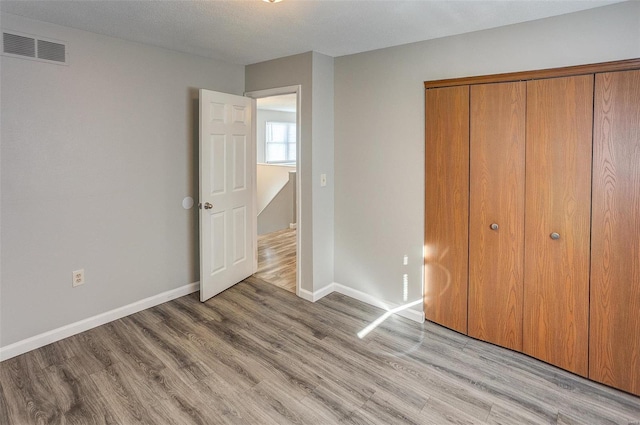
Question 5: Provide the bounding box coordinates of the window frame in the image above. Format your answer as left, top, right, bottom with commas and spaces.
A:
265, 121, 296, 164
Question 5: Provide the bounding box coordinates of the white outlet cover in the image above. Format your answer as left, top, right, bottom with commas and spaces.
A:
72, 269, 85, 287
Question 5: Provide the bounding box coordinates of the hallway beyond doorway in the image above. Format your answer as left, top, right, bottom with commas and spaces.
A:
255, 228, 296, 293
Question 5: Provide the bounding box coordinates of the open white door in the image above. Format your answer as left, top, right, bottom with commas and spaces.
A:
199, 89, 255, 302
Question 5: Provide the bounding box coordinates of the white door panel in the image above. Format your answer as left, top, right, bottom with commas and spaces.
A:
199, 89, 255, 302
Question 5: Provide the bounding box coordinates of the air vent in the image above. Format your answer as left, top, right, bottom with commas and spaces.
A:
3, 32, 35, 58
37, 39, 66, 62
2, 31, 67, 65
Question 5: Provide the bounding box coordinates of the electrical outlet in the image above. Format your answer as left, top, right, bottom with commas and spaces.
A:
72, 269, 85, 287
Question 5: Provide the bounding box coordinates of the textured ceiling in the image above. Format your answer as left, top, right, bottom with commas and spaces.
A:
1, 0, 619, 65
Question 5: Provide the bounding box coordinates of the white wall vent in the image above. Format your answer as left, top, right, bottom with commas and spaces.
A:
2, 31, 68, 65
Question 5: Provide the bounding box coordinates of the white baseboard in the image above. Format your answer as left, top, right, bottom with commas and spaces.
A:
297, 282, 424, 324
0, 281, 200, 362
297, 287, 314, 302
297, 282, 334, 302
289, 223, 297, 229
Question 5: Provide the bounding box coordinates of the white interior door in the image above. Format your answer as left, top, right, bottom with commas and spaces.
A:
199, 89, 255, 302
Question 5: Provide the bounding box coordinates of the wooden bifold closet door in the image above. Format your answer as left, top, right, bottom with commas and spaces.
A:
425, 59, 640, 396
469, 82, 526, 351
590, 69, 640, 395
523, 75, 593, 377
424, 86, 469, 334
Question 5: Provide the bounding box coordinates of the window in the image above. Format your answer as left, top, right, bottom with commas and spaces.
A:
265, 121, 296, 163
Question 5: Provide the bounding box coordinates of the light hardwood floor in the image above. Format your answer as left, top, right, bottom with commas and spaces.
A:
1, 278, 639, 424
255, 227, 296, 293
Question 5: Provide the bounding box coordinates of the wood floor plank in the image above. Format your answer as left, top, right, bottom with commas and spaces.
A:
92, 319, 168, 374
360, 388, 427, 425
194, 373, 281, 425
235, 284, 375, 348
461, 336, 640, 423
256, 227, 297, 293
420, 396, 485, 424
340, 407, 386, 425
0, 355, 64, 424
205, 321, 320, 400
299, 375, 373, 424
2, 279, 639, 424
90, 363, 156, 425
126, 310, 269, 393
115, 352, 223, 425
249, 378, 334, 425
19, 341, 73, 371
172, 293, 226, 323
145, 400, 224, 425
485, 401, 552, 425
0, 382, 11, 425
279, 330, 430, 413
57, 329, 116, 375
41, 356, 119, 424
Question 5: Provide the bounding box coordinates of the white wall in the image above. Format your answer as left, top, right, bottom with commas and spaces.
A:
334, 2, 640, 311
0, 13, 245, 347
246, 51, 334, 293
256, 109, 296, 164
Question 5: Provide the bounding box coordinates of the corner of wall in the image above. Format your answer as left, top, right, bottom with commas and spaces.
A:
311, 51, 336, 292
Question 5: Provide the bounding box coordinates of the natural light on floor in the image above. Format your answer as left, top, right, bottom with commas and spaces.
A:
357, 298, 423, 339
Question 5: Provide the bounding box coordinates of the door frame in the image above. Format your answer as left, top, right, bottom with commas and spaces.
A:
244, 85, 302, 297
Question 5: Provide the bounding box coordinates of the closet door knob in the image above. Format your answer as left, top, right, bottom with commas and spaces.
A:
550, 232, 560, 240
490, 223, 499, 231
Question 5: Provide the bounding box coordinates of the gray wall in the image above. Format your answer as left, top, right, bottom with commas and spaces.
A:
258, 176, 294, 235
334, 2, 640, 309
0, 13, 244, 346
311, 52, 335, 293
246, 53, 314, 292
3, 2, 638, 348
246, 51, 335, 293
256, 109, 296, 164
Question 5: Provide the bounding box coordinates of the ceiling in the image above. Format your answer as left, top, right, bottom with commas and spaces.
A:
257, 94, 297, 113
1, 0, 619, 65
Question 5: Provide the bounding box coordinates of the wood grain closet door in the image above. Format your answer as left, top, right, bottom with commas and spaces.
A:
469, 82, 525, 351
425, 86, 469, 334
523, 75, 593, 377
590, 70, 640, 396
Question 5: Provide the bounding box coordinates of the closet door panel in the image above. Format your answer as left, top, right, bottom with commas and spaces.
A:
523, 75, 593, 377
469, 82, 526, 350
425, 86, 469, 334
590, 70, 640, 396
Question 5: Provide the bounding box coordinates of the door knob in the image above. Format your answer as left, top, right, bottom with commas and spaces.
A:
199, 202, 213, 210
490, 223, 499, 231
550, 232, 560, 240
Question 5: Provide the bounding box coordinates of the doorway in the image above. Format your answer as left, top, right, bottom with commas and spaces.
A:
245, 87, 301, 294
